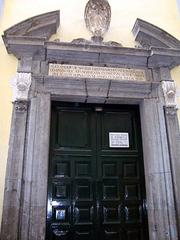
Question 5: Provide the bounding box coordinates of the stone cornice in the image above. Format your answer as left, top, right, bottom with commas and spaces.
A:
2, 12, 180, 69
148, 47, 180, 69
2, 10, 60, 57
3, 10, 59, 39
45, 42, 180, 69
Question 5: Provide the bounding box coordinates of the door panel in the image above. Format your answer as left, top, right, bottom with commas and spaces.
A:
46, 103, 149, 240
100, 111, 137, 151
57, 110, 91, 148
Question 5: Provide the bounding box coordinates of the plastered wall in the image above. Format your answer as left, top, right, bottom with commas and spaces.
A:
0, 0, 180, 226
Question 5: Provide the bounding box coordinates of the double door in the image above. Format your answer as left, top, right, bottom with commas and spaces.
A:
46, 103, 149, 240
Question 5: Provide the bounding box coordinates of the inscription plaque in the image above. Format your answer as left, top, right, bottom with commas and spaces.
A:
109, 132, 129, 148
49, 64, 146, 81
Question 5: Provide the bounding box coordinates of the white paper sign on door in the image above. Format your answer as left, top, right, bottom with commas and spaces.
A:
109, 132, 129, 148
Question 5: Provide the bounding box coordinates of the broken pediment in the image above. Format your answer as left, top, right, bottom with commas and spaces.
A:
2, 10, 60, 58
2, 10, 180, 68
132, 18, 180, 49
3, 10, 59, 40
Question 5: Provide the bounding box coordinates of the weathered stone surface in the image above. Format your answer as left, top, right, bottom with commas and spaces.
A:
17, 57, 32, 72
3, 38, 46, 60
86, 79, 110, 98
46, 42, 149, 67
2, 10, 59, 59
159, 67, 172, 81
109, 80, 153, 99
132, 18, 180, 49
29, 206, 47, 240
148, 47, 180, 69
27, 94, 51, 240
18, 97, 38, 239
3, 10, 59, 40
164, 108, 180, 236
140, 99, 178, 240
0, 103, 28, 240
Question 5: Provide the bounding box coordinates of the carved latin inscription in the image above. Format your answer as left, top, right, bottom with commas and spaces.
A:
49, 64, 146, 81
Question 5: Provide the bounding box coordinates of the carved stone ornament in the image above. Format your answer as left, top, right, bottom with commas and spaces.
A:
162, 81, 177, 108
10, 72, 32, 102
84, 0, 111, 40
71, 38, 122, 47
14, 101, 28, 112
165, 107, 177, 116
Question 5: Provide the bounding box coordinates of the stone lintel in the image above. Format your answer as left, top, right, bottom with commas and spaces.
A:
40, 75, 160, 103
45, 42, 180, 69
4, 40, 180, 68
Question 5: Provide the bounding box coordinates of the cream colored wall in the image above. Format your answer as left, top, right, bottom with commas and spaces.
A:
0, 0, 180, 226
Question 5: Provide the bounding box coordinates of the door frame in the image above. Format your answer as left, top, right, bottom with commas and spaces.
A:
1, 11, 180, 239
1, 76, 179, 240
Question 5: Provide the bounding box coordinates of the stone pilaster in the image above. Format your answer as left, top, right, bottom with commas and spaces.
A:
162, 80, 180, 237
0, 102, 29, 240
0, 72, 31, 240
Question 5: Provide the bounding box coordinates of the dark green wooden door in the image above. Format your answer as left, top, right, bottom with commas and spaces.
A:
46, 103, 149, 240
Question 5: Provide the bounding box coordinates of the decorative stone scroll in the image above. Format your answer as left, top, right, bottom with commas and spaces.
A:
162, 81, 177, 108
49, 64, 146, 81
10, 72, 32, 102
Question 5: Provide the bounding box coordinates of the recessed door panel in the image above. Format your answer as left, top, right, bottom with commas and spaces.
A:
100, 111, 137, 151
46, 103, 149, 240
57, 110, 90, 148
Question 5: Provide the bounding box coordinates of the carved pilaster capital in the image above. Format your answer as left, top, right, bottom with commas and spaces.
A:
165, 107, 177, 116
10, 72, 32, 102
14, 101, 28, 112
162, 81, 177, 108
